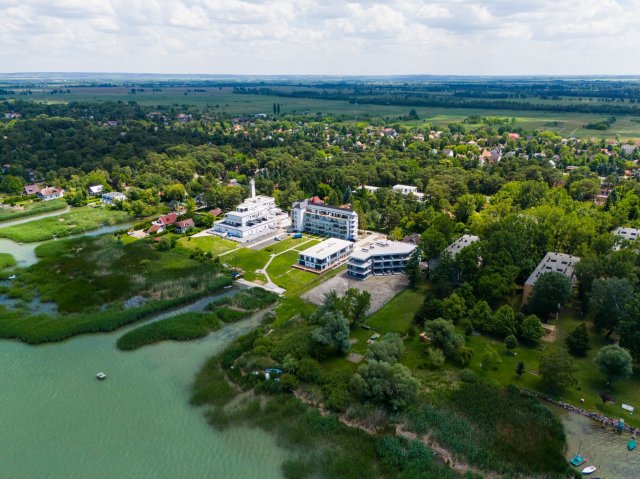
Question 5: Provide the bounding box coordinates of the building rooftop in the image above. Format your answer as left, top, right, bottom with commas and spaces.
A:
445, 235, 480, 257
350, 240, 416, 260
299, 238, 353, 260
525, 252, 581, 286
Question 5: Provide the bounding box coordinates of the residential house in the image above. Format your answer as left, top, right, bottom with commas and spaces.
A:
621, 144, 637, 156
37, 187, 64, 201
442, 148, 454, 158
88, 185, 104, 196
101, 192, 127, 205
392, 184, 425, 201
175, 218, 195, 234
23, 184, 40, 196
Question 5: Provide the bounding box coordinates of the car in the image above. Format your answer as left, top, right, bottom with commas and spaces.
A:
273, 235, 281, 241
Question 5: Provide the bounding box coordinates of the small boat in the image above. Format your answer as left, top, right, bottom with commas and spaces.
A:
96, 372, 107, 380
570, 454, 585, 467
628, 439, 637, 451
581, 465, 597, 475
8, 275, 16, 280
223, 285, 232, 289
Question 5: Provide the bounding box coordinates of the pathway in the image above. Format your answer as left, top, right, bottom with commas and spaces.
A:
251, 237, 316, 295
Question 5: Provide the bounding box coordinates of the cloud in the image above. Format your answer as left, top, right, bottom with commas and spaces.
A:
0, 0, 637, 74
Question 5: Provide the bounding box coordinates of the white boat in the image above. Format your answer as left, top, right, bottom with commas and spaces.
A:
581, 465, 596, 474
96, 372, 107, 380
8, 275, 16, 280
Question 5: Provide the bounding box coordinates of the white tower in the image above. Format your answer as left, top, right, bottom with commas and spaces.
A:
250, 178, 256, 199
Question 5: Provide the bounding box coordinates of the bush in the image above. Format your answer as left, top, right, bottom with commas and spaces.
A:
425, 348, 446, 369
505, 335, 518, 350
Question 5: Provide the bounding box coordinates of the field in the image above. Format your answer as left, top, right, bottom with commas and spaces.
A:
176, 235, 238, 257
0, 253, 16, 269
12, 86, 640, 140
0, 206, 131, 242
0, 199, 67, 222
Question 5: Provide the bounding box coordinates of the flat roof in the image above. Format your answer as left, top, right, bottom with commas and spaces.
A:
614, 227, 640, 239
350, 240, 416, 260
525, 252, 581, 286
299, 238, 353, 260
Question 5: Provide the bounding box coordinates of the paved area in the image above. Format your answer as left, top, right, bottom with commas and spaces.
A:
301, 270, 409, 314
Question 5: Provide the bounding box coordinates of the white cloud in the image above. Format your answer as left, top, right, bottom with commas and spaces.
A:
0, 0, 637, 74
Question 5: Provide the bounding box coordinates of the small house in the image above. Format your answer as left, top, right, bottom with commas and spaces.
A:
23, 184, 40, 196
37, 187, 64, 201
88, 185, 104, 196
175, 218, 195, 234
101, 192, 127, 205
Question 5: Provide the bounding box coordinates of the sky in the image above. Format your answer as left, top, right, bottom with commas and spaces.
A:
0, 0, 639, 76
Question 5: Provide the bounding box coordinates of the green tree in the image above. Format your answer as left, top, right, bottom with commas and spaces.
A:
165, 183, 187, 202
565, 323, 591, 357
185, 197, 197, 216
420, 228, 447, 259
539, 347, 576, 393
424, 319, 464, 358
366, 333, 404, 364
505, 335, 518, 350
594, 345, 633, 385
311, 311, 350, 354
619, 294, 640, 363
493, 305, 516, 338
351, 360, 419, 411
590, 277, 634, 338
516, 361, 525, 377
405, 248, 422, 288
481, 345, 501, 370
0, 175, 25, 194
341, 288, 371, 327
520, 315, 545, 343
528, 272, 572, 320
469, 300, 492, 333
441, 292, 465, 323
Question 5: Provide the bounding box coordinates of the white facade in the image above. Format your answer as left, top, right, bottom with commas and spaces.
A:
291, 199, 358, 241
296, 238, 354, 272
445, 235, 480, 258
37, 187, 64, 201
348, 240, 417, 280
211, 179, 286, 243
101, 192, 127, 204
614, 227, 640, 243
392, 184, 425, 200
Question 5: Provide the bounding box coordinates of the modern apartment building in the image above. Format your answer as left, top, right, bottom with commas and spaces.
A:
291, 197, 358, 241
444, 235, 480, 258
296, 238, 354, 273
347, 240, 417, 280
523, 252, 580, 303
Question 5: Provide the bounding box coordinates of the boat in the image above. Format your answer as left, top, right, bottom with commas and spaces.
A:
581, 465, 597, 474
8, 275, 16, 280
96, 372, 106, 380
570, 454, 585, 467
628, 439, 637, 451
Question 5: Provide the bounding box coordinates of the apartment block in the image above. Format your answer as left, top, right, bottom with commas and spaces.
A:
348, 240, 417, 280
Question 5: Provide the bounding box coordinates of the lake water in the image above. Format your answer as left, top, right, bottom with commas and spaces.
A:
0, 222, 136, 268
556, 406, 640, 479
0, 311, 287, 479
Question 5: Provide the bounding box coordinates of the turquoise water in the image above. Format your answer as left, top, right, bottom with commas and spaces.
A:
0, 315, 287, 479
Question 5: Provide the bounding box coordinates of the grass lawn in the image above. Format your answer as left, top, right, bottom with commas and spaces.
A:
0, 199, 67, 222
365, 286, 426, 334
176, 235, 238, 257
263, 236, 320, 255
0, 206, 132, 242
224, 247, 271, 282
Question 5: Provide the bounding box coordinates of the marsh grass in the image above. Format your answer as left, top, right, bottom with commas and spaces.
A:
0, 199, 67, 222
0, 207, 131, 242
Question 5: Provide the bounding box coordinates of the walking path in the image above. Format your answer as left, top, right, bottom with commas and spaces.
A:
253, 238, 316, 295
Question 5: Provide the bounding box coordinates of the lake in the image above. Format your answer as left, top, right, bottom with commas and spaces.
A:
0, 312, 287, 479
556, 406, 640, 479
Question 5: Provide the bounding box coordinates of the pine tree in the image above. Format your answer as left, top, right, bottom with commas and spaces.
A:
516, 361, 525, 377
273, 103, 277, 115
565, 323, 591, 357
276, 103, 280, 115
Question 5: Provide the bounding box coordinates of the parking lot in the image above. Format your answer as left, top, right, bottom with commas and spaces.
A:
301, 270, 409, 314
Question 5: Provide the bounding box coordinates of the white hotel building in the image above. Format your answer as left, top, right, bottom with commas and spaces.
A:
347, 240, 417, 280
291, 198, 358, 241
211, 179, 287, 242
296, 238, 354, 273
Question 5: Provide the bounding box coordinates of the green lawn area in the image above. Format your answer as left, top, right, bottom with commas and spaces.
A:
176, 235, 238, 256
0, 206, 131, 242
0, 199, 67, 222
263, 236, 320, 255
366, 286, 426, 334
224, 247, 270, 282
